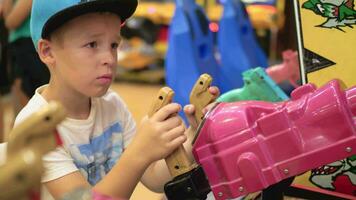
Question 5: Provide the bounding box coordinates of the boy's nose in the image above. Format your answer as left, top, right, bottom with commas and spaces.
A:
101, 50, 117, 67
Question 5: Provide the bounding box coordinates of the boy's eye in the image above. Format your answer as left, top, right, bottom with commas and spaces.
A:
86, 41, 97, 48
111, 42, 119, 49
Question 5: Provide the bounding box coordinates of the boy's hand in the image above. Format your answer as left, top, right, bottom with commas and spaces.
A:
132, 103, 186, 163
184, 86, 220, 130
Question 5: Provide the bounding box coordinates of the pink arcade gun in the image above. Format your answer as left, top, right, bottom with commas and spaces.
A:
192, 80, 356, 200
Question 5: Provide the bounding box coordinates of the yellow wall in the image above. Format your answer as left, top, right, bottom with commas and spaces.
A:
294, 0, 356, 190
297, 0, 356, 87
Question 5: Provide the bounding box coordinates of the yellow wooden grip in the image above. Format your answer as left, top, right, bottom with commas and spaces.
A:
147, 87, 194, 177
0, 102, 66, 200
189, 73, 215, 125
147, 87, 175, 117
7, 102, 66, 156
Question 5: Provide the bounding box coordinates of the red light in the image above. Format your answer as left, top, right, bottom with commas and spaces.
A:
209, 22, 219, 32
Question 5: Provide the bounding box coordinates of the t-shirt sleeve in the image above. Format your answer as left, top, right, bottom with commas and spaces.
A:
41, 147, 78, 183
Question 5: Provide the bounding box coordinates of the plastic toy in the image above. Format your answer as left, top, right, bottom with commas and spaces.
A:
218, 50, 299, 103
217, 67, 288, 103
266, 50, 300, 87
217, 67, 291, 199
193, 80, 356, 200
0, 102, 66, 200
166, 72, 286, 200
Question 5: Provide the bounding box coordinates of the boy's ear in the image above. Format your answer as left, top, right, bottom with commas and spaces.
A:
37, 39, 55, 66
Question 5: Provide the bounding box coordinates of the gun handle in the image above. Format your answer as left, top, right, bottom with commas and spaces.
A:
166, 147, 195, 177
0, 149, 42, 200
7, 102, 66, 156
189, 74, 215, 125
148, 87, 193, 177
147, 87, 175, 117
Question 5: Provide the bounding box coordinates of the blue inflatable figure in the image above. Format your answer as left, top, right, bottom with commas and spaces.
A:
178, 0, 220, 82
165, 0, 224, 121
217, 0, 251, 90
219, 0, 268, 72
165, 2, 199, 113
241, 0, 276, 5
234, 0, 268, 68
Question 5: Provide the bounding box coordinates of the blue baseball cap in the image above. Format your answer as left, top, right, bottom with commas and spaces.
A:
31, 0, 138, 49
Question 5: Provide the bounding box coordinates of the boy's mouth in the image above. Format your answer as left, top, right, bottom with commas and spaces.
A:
97, 74, 113, 84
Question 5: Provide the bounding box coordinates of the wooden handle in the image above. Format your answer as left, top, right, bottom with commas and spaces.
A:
148, 87, 194, 177
0, 148, 42, 200
147, 87, 175, 117
0, 102, 66, 200
7, 102, 66, 156
189, 74, 215, 125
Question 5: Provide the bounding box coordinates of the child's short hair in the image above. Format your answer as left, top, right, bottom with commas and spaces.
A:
30, 0, 138, 49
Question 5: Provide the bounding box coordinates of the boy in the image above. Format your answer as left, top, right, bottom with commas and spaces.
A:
14, 0, 219, 199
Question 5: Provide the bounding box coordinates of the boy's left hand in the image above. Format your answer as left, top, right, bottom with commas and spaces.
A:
183, 86, 220, 130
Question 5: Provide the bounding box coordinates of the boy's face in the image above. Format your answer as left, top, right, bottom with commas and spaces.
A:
49, 12, 122, 98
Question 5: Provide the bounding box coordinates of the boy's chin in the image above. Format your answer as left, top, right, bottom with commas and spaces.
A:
86, 88, 110, 97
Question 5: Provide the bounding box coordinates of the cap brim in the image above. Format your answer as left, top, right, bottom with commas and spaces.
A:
42, 0, 137, 39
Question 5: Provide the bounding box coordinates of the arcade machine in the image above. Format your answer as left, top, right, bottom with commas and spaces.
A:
159, 0, 356, 198
158, 72, 355, 200
290, 0, 356, 197
193, 78, 356, 200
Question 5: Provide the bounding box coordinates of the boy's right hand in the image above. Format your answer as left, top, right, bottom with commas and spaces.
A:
130, 103, 186, 163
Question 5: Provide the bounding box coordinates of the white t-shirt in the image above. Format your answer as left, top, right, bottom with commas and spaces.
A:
14, 85, 136, 200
